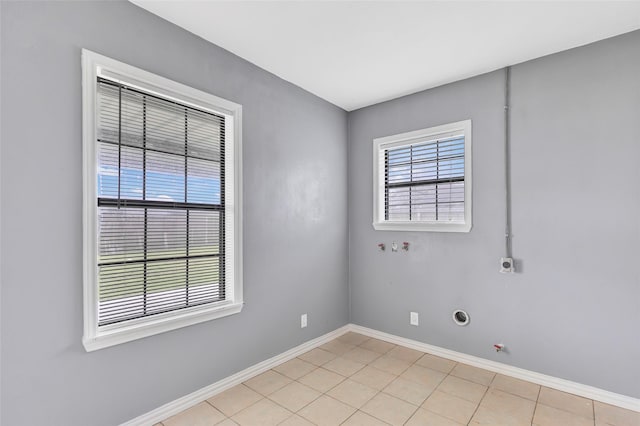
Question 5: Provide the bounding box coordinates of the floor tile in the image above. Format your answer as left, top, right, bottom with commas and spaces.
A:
361, 392, 418, 425
297, 348, 336, 366
243, 370, 292, 396
274, 358, 317, 380
350, 365, 396, 390
326, 378, 378, 409
297, 367, 345, 392
383, 376, 437, 406
538, 387, 593, 419
322, 356, 366, 377
491, 374, 540, 401
415, 353, 457, 374
207, 384, 262, 417
406, 408, 464, 426
278, 414, 315, 426
341, 410, 390, 425
158, 342, 626, 426
386, 345, 424, 363
231, 398, 292, 426
268, 381, 321, 412
319, 339, 356, 356
369, 355, 412, 375
422, 390, 478, 424
450, 363, 496, 386
342, 346, 382, 364
359, 338, 396, 354
470, 388, 535, 426
298, 395, 356, 426
533, 403, 594, 426
163, 401, 226, 426
337, 332, 371, 346
436, 375, 487, 404
400, 364, 447, 388
594, 401, 640, 426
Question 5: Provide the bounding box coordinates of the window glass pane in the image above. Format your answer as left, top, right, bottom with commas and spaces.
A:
411, 160, 438, 181
97, 144, 143, 199
98, 207, 144, 264
189, 211, 220, 256
187, 157, 220, 204
146, 151, 185, 202
438, 137, 464, 157
411, 184, 437, 219
437, 182, 465, 204
188, 257, 223, 303
147, 209, 187, 260
98, 263, 145, 324
187, 111, 223, 161
387, 146, 411, 165
145, 97, 186, 155
411, 142, 438, 162
438, 201, 465, 222
387, 164, 411, 184
146, 259, 187, 305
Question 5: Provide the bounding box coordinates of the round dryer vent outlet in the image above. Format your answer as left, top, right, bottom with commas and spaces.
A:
452, 309, 470, 326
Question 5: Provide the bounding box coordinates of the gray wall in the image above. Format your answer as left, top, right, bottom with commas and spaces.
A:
348, 30, 640, 399
0, 2, 348, 425
2, 1, 639, 425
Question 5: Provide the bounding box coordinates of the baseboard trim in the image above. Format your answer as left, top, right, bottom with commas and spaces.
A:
348, 324, 640, 413
122, 322, 639, 425
121, 325, 351, 426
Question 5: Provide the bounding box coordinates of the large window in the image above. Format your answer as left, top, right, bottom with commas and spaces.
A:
373, 120, 472, 232
82, 50, 242, 351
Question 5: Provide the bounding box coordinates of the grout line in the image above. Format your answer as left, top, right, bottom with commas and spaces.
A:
467, 382, 490, 425
530, 383, 541, 425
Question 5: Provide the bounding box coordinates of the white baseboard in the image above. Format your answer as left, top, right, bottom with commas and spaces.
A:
348, 324, 640, 413
122, 323, 639, 425
121, 325, 350, 426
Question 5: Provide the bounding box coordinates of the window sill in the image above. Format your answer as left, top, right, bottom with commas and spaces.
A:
372, 221, 471, 233
83, 301, 243, 352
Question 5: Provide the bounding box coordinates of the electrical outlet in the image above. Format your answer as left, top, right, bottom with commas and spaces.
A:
301, 314, 307, 328
410, 312, 419, 326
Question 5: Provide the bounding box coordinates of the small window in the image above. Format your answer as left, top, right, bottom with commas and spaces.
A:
82, 50, 243, 351
373, 120, 472, 232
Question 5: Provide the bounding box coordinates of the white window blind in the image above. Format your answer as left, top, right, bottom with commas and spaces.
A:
385, 136, 465, 223
96, 78, 226, 325
373, 120, 471, 232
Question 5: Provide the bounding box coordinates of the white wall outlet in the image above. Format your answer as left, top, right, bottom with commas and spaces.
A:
301, 314, 307, 328
410, 311, 419, 326
500, 257, 515, 273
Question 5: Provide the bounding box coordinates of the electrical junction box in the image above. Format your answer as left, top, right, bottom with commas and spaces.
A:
500, 257, 515, 273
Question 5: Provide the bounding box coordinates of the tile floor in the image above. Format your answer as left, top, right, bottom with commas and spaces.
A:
157, 332, 640, 426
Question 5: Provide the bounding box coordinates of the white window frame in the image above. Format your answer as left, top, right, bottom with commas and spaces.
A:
82, 49, 243, 351
372, 120, 472, 232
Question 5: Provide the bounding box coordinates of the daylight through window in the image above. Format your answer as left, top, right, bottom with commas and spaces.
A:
373, 120, 472, 232
82, 50, 242, 351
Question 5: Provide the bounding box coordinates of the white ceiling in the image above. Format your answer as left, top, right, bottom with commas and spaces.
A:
132, 1, 640, 111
